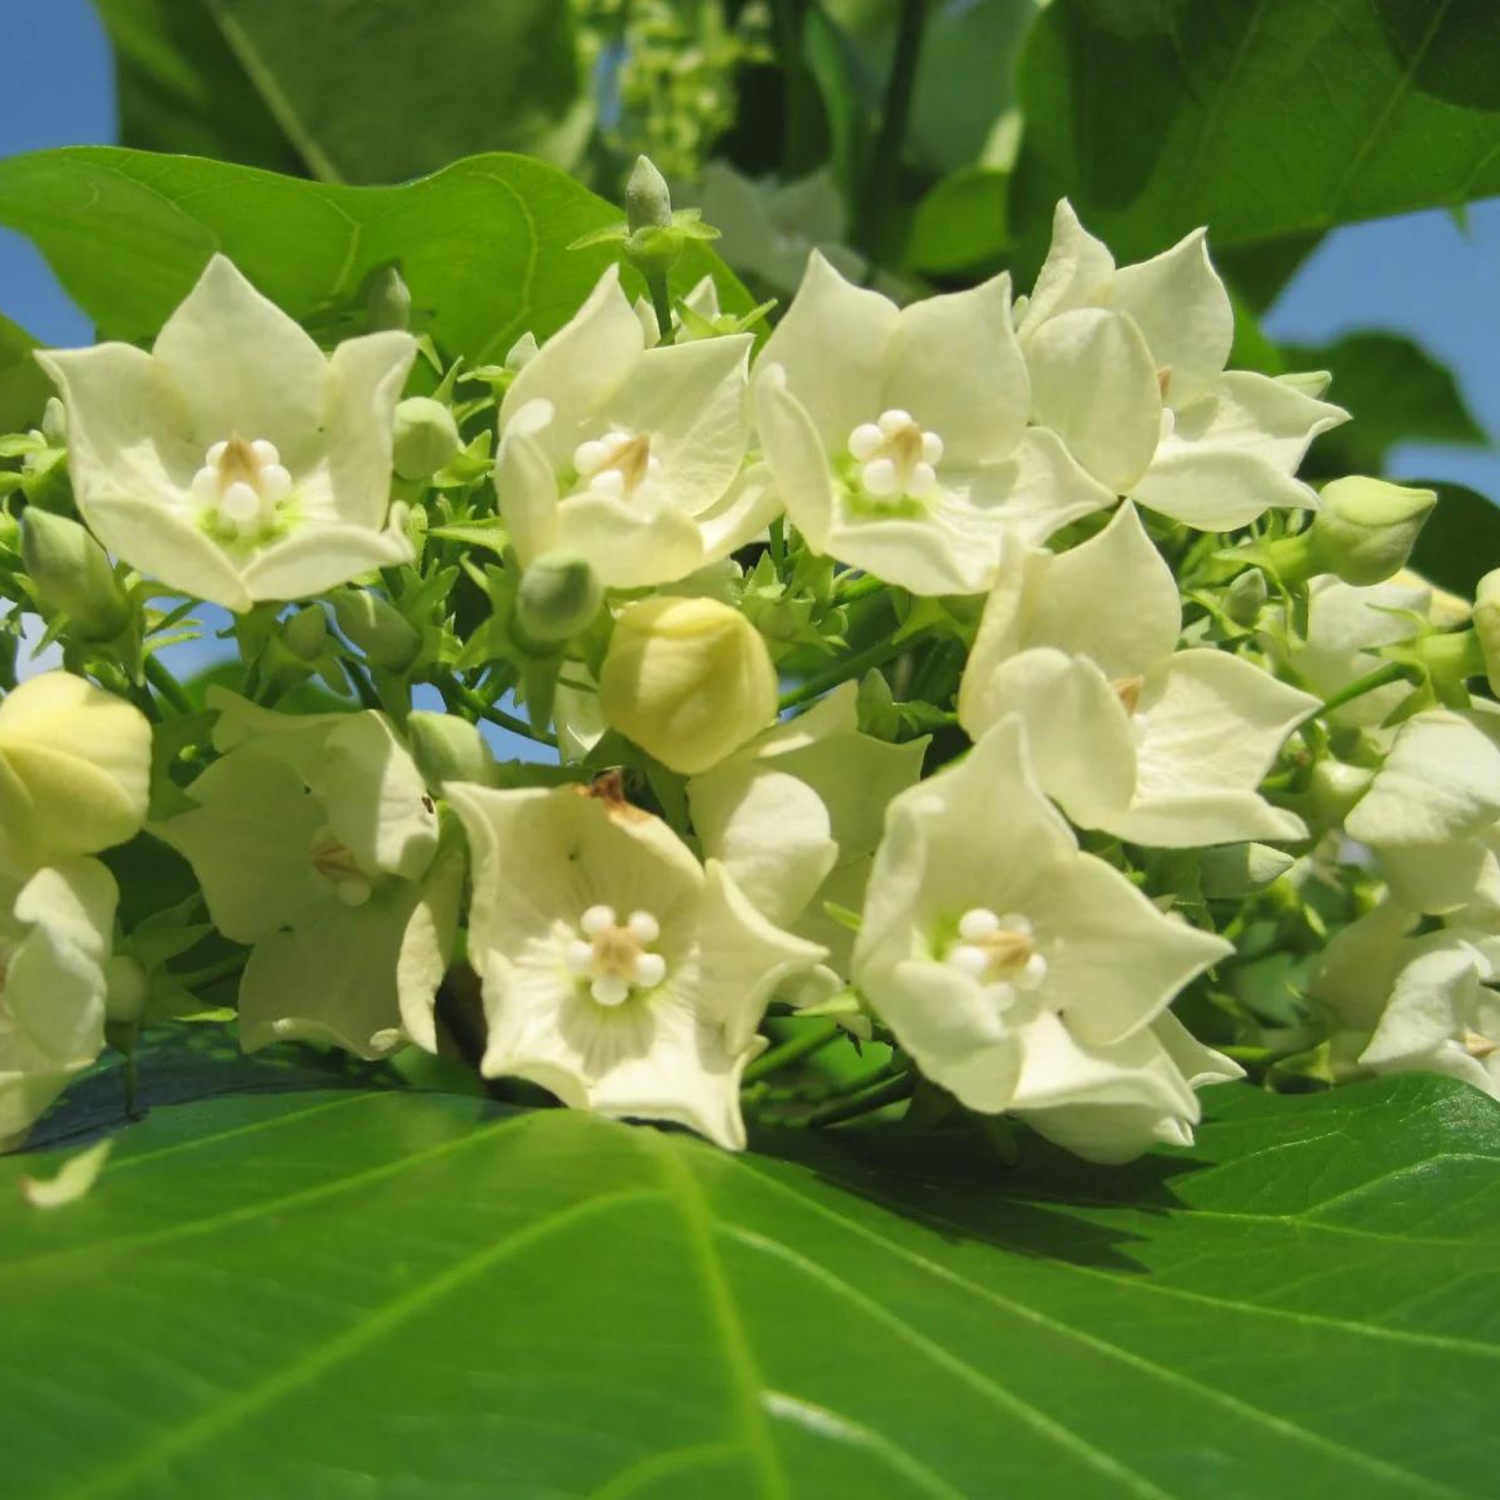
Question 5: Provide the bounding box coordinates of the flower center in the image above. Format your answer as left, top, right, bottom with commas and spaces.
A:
564, 903, 667, 1008
308, 827, 373, 907
1464, 1028, 1498, 1061
572, 430, 662, 505
191, 437, 293, 539
846, 409, 944, 502
944, 908, 1047, 1006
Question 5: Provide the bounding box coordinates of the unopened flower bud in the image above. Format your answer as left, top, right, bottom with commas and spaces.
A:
625, 155, 674, 234
40, 396, 67, 447
1223, 566, 1267, 627
505, 332, 539, 373
407, 711, 496, 790
516, 552, 602, 645
104, 955, 149, 1028
0, 671, 151, 860
600, 597, 777, 774
332, 587, 422, 672
365, 264, 412, 333
392, 397, 461, 482
1308, 478, 1436, 586
280, 605, 328, 663
1199, 843, 1295, 899
1473, 569, 1500, 698
21, 509, 132, 641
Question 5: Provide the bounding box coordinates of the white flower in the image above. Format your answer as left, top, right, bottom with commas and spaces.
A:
157, 691, 457, 1058
698, 162, 867, 295
853, 716, 1232, 1158
447, 776, 825, 1149
496, 266, 776, 590
753, 252, 1112, 596
959, 504, 1317, 846
1345, 708, 1500, 914
687, 681, 926, 976
0, 859, 118, 1149
1019, 201, 1347, 529
1311, 905, 1500, 1101
0, 672, 152, 869
38, 255, 418, 614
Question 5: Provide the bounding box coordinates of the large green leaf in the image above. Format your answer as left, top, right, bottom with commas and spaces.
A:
0, 312, 52, 432
1012, 0, 1500, 271
1408, 480, 1500, 598
1287, 331, 1488, 479
92, 0, 590, 183
0, 148, 748, 359
4, 1069, 1498, 1496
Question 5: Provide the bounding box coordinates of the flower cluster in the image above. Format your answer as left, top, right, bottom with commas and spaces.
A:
0, 190, 1492, 1166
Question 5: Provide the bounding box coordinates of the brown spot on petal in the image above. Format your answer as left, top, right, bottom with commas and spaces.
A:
217, 436, 259, 485
1464, 1029, 1498, 1060
1112, 675, 1145, 716
579, 769, 650, 822
1157, 366, 1173, 400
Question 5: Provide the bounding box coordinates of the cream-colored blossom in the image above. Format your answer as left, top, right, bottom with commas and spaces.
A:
754, 252, 1112, 596
158, 691, 457, 1057
448, 777, 824, 1149
39, 255, 417, 613
959, 504, 1316, 846
0, 672, 151, 869
853, 717, 1233, 1158
1019, 201, 1347, 529
0, 859, 118, 1149
497, 266, 776, 590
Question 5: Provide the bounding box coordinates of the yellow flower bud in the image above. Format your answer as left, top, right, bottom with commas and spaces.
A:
0, 673, 151, 863
600, 598, 777, 774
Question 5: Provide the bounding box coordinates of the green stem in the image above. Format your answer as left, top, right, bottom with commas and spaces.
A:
440, 673, 557, 748
645, 271, 675, 346
855, 0, 930, 258
805, 1071, 915, 1128
834, 572, 885, 604
743, 1018, 843, 1085
1318, 660, 1416, 716
143, 654, 195, 715
779, 636, 908, 713
770, 0, 821, 177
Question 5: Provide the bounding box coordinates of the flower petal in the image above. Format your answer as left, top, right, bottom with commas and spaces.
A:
238, 517, 413, 603
1109, 229, 1233, 406
1024, 307, 1162, 493
754, 366, 837, 549
555, 490, 704, 589
153, 255, 330, 460
323, 330, 418, 528
885, 273, 1029, 466
1019, 199, 1114, 335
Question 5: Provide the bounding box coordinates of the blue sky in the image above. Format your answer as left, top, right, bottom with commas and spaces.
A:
3, 0, 1499, 508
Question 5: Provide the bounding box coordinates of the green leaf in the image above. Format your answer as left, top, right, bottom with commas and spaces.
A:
1012, 0, 1500, 270
1285, 332, 1487, 478
92, 0, 591, 183
1408, 480, 1500, 598
904, 167, 1010, 275
5, 1068, 1498, 1495
0, 147, 749, 360
0, 312, 51, 433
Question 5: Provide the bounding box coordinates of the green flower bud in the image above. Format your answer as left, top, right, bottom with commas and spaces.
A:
600, 597, 777, 774
516, 551, 603, 645
1199, 843, 1296, 899
407, 710, 496, 790
392, 397, 461, 482
21, 508, 132, 641
104, 954, 149, 1028
280, 605, 328, 663
1473, 568, 1500, 698
1308, 477, 1437, 586
626, 155, 674, 234
365, 264, 412, 333
41, 396, 67, 448
332, 587, 422, 672
1223, 566, 1267, 627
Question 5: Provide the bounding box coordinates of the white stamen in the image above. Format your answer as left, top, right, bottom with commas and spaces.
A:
591, 975, 631, 1008
260, 463, 293, 502
845, 410, 947, 505
581, 904, 616, 936
948, 944, 990, 979
206, 440, 227, 465
565, 939, 596, 976
627, 910, 660, 944
193, 434, 296, 539
862, 458, 899, 497
944, 906, 1042, 997
632, 952, 667, 988
959, 908, 1001, 942
220, 481, 261, 529
573, 439, 609, 475
591, 468, 625, 499
250, 439, 280, 465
